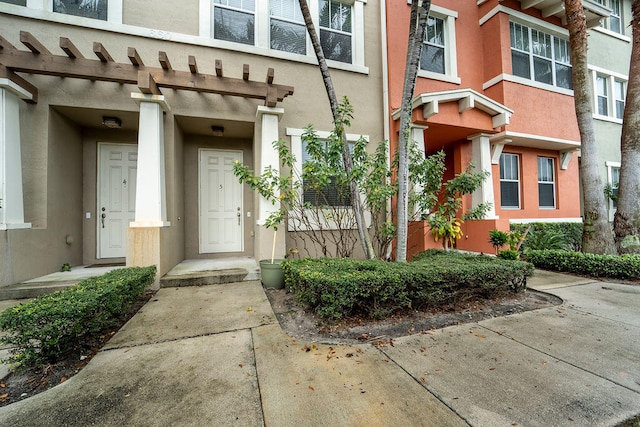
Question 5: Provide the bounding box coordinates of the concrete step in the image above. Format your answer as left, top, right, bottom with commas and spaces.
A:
160, 268, 250, 288
0, 281, 80, 300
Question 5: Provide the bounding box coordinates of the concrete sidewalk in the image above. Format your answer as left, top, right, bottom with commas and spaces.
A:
0, 271, 639, 426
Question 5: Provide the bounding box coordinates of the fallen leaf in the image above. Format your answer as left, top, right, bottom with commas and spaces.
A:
420, 377, 426, 383
60, 377, 67, 383
247, 306, 253, 312
124, 349, 131, 353
308, 385, 315, 391
239, 364, 243, 368
475, 334, 486, 339
489, 368, 496, 371
542, 361, 548, 366
0, 393, 8, 399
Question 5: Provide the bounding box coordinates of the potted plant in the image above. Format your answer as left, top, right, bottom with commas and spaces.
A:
233, 141, 297, 289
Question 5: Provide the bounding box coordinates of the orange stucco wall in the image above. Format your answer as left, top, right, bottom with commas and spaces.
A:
386, 1, 583, 256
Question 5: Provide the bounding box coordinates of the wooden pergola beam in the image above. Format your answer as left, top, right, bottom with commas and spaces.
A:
188, 55, 198, 74
138, 71, 162, 95
128, 47, 143, 66
243, 64, 249, 81
93, 42, 114, 62
266, 68, 274, 84
158, 51, 171, 71
0, 33, 294, 105
0, 64, 38, 103
59, 37, 84, 59
20, 31, 50, 55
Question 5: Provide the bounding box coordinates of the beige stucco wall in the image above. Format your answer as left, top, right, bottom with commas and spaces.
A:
0, 0, 385, 286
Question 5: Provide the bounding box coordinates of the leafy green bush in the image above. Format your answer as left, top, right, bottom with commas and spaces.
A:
0, 266, 156, 368
511, 222, 582, 252
525, 250, 640, 279
498, 249, 519, 260
283, 251, 533, 323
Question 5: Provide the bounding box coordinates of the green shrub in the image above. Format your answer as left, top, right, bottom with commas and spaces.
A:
0, 266, 156, 368
283, 251, 533, 323
498, 249, 519, 260
511, 222, 582, 252
525, 250, 640, 280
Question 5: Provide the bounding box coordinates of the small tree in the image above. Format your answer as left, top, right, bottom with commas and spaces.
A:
409, 148, 490, 250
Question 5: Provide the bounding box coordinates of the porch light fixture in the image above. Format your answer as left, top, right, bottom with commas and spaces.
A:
211, 125, 224, 136
102, 116, 122, 129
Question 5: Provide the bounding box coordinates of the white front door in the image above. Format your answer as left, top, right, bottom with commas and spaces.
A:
199, 149, 244, 253
97, 143, 137, 258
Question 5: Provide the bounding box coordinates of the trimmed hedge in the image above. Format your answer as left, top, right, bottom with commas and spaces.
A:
525, 250, 640, 280
0, 266, 156, 368
283, 250, 534, 323
511, 222, 583, 252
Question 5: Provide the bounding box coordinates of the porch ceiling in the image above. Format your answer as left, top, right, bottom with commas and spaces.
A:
518, 0, 611, 27
54, 106, 140, 131
175, 116, 254, 138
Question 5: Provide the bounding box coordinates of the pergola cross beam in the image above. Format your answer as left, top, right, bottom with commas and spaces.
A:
0, 32, 294, 107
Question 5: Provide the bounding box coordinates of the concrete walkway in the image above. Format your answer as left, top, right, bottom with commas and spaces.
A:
0, 271, 638, 426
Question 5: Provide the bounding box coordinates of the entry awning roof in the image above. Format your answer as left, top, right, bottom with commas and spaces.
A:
392, 88, 514, 129
517, 0, 611, 27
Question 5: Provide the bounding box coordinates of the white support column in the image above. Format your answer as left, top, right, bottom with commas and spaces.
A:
130, 93, 170, 227
0, 82, 32, 230
410, 124, 428, 218
256, 106, 284, 225
469, 133, 497, 219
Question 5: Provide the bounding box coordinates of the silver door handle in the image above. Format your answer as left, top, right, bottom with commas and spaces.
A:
101, 213, 106, 228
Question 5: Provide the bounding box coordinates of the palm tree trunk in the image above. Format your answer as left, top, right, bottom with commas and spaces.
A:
613, 0, 640, 254
396, 0, 430, 262
564, 0, 617, 254
299, 0, 375, 259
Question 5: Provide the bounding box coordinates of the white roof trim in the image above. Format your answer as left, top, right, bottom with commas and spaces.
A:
391, 88, 514, 129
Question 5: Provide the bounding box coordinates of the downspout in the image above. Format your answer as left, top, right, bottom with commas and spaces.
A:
381, 0, 394, 261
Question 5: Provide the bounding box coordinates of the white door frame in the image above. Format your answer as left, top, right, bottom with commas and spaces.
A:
96, 142, 137, 259
198, 148, 244, 254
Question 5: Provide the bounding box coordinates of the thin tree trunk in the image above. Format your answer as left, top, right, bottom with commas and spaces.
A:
564, 0, 617, 254
613, 0, 640, 254
299, 0, 375, 259
396, 0, 430, 262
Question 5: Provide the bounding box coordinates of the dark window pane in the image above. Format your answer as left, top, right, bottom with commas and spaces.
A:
538, 183, 555, 207
616, 100, 624, 119
598, 96, 608, 116
320, 29, 352, 63
303, 176, 351, 207
270, 19, 306, 54
53, 0, 108, 20
610, 15, 621, 33
420, 45, 445, 74
533, 57, 553, 84
555, 64, 573, 89
214, 7, 255, 45
500, 182, 520, 208
511, 51, 530, 79
1, 0, 27, 5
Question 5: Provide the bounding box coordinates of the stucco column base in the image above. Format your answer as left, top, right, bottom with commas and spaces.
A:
255, 225, 286, 262
127, 226, 172, 290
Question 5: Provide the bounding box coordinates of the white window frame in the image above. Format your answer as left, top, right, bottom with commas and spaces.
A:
589, 66, 628, 124
499, 153, 521, 210
606, 160, 620, 221
199, 0, 366, 72
537, 156, 556, 209
509, 21, 572, 91
417, 4, 460, 85
286, 127, 370, 231
26, 0, 123, 23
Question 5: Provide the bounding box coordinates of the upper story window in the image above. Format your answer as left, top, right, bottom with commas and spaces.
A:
2, 0, 122, 22
590, 68, 627, 122
500, 153, 520, 209
417, 5, 459, 84
319, 0, 352, 63
269, 0, 306, 55
199, 0, 367, 71
213, 0, 255, 45
538, 157, 556, 209
53, 0, 108, 20
596, 0, 623, 34
510, 21, 573, 90
421, 16, 445, 74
